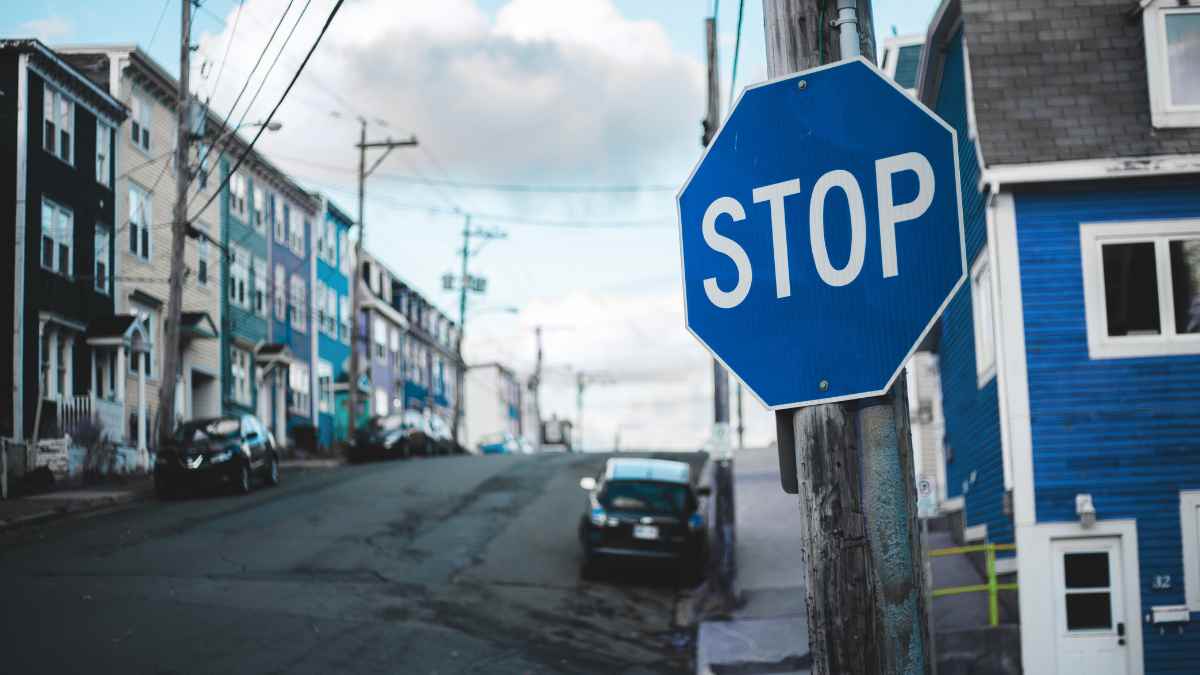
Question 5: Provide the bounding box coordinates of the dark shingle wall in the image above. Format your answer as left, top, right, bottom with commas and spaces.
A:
962, 0, 1200, 165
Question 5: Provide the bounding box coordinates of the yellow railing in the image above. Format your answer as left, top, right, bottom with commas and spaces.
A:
928, 542, 1017, 627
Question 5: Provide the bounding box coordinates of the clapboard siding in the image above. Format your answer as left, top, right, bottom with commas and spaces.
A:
1014, 181, 1200, 674
930, 30, 1012, 548
221, 157, 267, 416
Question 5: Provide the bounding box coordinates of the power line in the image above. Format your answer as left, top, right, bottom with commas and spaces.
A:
226, 0, 313, 146
147, 0, 171, 51
206, 0, 245, 103
728, 0, 746, 108
188, 0, 347, 222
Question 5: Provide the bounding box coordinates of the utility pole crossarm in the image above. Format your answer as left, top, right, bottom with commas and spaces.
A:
361, 135, 418, 179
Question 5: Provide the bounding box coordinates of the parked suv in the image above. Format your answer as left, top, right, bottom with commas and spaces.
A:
577, 458, 709, 582
154, 415, 279, 498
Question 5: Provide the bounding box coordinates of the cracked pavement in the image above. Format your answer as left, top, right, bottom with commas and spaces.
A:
0, 451, 705, 674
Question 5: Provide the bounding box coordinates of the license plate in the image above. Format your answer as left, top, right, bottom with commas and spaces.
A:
633, 524, 659, 540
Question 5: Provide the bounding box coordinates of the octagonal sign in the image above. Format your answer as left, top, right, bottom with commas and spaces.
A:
677, 58, 965, 409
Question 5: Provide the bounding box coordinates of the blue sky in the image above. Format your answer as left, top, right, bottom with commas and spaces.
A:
3, 0, 941, 449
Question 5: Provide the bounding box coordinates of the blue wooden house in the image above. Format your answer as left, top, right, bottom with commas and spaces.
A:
313, 196, 353, 447
919, 1, 1200, 673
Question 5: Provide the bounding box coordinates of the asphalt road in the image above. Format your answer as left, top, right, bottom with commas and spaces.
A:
0, 451, 706, 674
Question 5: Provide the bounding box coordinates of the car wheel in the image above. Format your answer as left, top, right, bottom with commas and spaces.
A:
266, 454, 280, 486
235, 462, 252, 495
155, 477, 175, 501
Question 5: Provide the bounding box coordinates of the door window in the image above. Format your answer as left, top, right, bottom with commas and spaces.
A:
1062, 551, 1113, 631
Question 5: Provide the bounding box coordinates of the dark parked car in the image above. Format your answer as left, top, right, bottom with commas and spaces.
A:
351, 411, 437, 460
154, 415, 279, 498
577, 458, 709, 581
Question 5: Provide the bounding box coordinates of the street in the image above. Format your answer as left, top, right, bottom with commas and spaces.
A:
0, 452, 704, 674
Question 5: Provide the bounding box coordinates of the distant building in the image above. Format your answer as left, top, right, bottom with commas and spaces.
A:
0, 40, 130, 444
879, 34, 923, 94
919, 0, 1200, 672
313, 196, 353, 447
463, 362, 523, 453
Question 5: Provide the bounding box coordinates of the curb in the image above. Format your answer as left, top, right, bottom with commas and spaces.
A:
0, 489, 152, 533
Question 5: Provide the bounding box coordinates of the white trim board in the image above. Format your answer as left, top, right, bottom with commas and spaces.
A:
12, 54, 29, 438
964, 523, 988, 542
1181, 490, 1200, 612
1016, 520, 1144, 675
991, 192, 1036, 527
940, 496, 964, 513
982, 154, 1200, 190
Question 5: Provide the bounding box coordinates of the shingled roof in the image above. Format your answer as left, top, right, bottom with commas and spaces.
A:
920, 0, 1200, 167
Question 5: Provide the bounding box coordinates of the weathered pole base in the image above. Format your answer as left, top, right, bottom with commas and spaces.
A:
791, 375, 930, 675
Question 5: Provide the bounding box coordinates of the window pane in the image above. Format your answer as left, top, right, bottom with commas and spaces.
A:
1064, 552, 1110, 588
1065, 592, 1112, 631
42, 236, 54, 269
1166, 13, 1200, 107
1102, 242, 1161, 336
1170, 239, 1200, 334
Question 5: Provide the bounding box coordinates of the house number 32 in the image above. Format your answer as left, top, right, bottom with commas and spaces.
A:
1153, 575, 1172, 590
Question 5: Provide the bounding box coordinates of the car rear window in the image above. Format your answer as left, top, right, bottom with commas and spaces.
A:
599, 481, 689, 515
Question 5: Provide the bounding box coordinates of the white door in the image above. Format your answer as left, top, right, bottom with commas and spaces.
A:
1052, 537, 1130, 675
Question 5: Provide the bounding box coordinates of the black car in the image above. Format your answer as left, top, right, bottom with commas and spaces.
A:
350, 412, 428, 461
578, 458, 710, 582
154, 415, 280, 498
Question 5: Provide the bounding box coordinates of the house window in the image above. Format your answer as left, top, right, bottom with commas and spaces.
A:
274, 264, 286, 321
289, 217, 307, 255
96, 122, 113, 187
338, 295, 350, 343
289, 362, 311, 414
374, 388, 388, 415
195, 143, 212, 190
340, 231, 352, 277
971, 248, 996, 386
94, 225, 111, 294
389, 328, 400, 369
1081, 219, 1200, 358
229, 245, 249, 307
373, 317, 387, 361
42, 83, 74, 164
318, 360, 333, 414
252, 257, 266, 316
130, 302, 157, 378
40, 198, 73, 277
231, 347, 252, 405
278, 203, 290, 244
252, 186, 266, 232
1143, 2, 1200, 128
289, 274, 307, 331
128, 184, 152, 261
197, 237, 209, 287
229, 173, 248, 219
130, 92, 152, 152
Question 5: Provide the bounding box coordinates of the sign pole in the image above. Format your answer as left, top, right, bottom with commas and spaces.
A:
762, 1, 932, 673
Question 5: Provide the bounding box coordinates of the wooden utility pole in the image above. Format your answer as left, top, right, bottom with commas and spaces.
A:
702, 16, 732, 450
449, 219, 504, 449
762, 1, 931, 674
158, 0, 192, 444
347, 121, 417, 439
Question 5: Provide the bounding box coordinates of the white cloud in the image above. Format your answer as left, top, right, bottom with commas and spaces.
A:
20, 16, 71, 42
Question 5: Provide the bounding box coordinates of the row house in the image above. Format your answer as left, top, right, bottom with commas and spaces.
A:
60, 45, 223, 451
216, 137, 319, 448
359, 252, 462, 429
313, 197, 353, 447
917, 1, 1200, 673
463, 362, 523, 453
0, 40, 133, 446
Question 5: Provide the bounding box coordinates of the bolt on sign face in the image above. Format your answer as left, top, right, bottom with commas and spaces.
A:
677, 58, 966, 409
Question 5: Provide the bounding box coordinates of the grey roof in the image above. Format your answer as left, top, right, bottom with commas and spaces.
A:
604, 458, 691, 484
920, 0, 1200, 166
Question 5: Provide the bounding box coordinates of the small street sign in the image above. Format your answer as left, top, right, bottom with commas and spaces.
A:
917, 477, 937, 519
678, 58, 965, 408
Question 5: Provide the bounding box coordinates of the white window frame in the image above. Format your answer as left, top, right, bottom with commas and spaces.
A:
318, 360, 333, 414
229, 244, 250, 308
252, 257, 267, 316
289, 362, 310, 414
252, 186, 266, 232
338, 295, 351, 343
94, 224, 111, 294
231, 346, 252, 405
1143, 2, 1200, 128
128, 183, 152, 262
1181, 490, 1200, 611
40, 198, 74, 277
130, 301, 157, 379
289, 273, 307, 331
96, 121, 113, 187
274, 264, 286, 321
130, 91, 152, 153
277, 202, 289, 244
229, 173, 248, 220
1080, 219, 1200, 359
339, 231, 352, 277
373, 317, 388, 361
374, 388, 388, 415
42, 82, 74, 164
971, 247, 996, 386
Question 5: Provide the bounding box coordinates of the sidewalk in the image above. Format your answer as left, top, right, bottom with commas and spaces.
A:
696, 446, 811, 675
0, 457, 343, 531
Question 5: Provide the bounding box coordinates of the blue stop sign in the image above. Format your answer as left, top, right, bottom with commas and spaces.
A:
678, 58, 965, 409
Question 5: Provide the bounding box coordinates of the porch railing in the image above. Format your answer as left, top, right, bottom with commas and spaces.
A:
929, 542, 1018, 627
